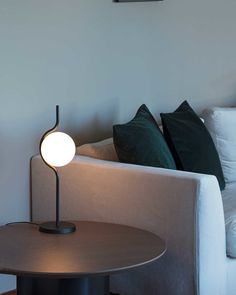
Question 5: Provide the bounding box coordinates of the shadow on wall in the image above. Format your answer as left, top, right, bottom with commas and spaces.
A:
77, 113, 115, 145
73, 93, 236, 147
67, 97, 121, 146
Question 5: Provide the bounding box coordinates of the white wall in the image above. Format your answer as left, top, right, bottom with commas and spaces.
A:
1, 0, 236, 291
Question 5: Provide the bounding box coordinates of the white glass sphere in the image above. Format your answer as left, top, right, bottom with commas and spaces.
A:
41, 132, 76, 167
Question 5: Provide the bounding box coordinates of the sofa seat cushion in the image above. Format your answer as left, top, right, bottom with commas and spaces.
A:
222, 182, 236, 257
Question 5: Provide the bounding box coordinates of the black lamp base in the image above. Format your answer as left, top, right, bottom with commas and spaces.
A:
39, 221, 76, 234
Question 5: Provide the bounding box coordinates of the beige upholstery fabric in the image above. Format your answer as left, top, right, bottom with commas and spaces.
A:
31, 155, 226, 295
77, 137, 118, 162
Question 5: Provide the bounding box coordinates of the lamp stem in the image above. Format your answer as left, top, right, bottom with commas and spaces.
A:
50, 166, 60, 228
55, 169, 60, 228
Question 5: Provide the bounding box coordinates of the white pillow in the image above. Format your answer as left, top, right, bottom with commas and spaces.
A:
203, 107, 236, 184
77, 138, 119, 162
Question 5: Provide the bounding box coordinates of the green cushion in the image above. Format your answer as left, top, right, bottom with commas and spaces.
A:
113, 104, 176, 170
161, 101, 225, 190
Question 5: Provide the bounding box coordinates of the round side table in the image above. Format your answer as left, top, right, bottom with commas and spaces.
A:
0, 221, 166, 295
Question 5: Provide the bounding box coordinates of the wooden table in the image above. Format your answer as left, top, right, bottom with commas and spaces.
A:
0, 221, 166, 295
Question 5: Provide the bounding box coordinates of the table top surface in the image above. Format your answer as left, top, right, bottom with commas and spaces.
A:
0, 221, 166, 278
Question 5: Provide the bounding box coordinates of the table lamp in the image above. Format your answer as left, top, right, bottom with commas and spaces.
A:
39, 105, 76, 234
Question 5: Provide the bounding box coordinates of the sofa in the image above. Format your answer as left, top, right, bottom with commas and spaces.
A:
31, 107, 236, 295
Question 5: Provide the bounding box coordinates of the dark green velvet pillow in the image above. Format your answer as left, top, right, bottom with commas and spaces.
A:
160, 101, 225, 190
113, 104, 176, 170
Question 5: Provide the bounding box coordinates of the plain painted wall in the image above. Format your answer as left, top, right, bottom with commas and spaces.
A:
1, 0, 236, 291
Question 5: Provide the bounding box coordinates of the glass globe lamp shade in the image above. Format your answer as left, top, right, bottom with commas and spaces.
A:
41, 132, 76, 167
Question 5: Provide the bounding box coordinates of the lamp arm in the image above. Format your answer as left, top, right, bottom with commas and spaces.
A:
39, 105, 59, 170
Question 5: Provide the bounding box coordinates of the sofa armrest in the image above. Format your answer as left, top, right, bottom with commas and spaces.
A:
31, 155, 226, 295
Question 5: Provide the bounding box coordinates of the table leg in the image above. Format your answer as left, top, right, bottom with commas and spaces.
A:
17, 276, 110, 295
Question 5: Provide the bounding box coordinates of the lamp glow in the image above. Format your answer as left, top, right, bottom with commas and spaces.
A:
41, 132, 76, 167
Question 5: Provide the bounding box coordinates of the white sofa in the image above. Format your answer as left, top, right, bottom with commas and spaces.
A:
31, 107, 236, 295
